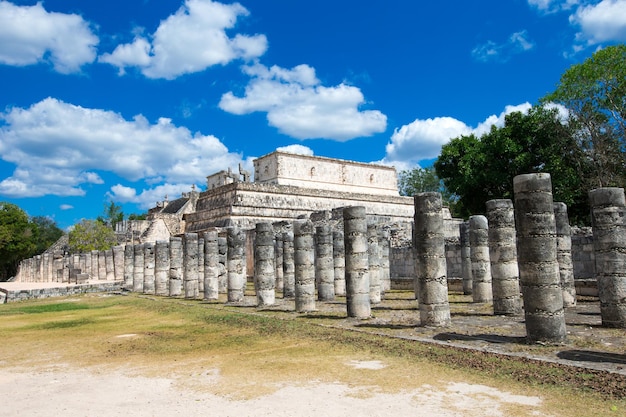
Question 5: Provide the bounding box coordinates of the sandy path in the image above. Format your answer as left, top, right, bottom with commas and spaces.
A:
0, 364, 544, 417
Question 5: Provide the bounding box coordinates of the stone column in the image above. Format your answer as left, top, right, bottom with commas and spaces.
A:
203, 231, 219, 301
123, 245, 134, 290
227, 227, 246, 303
105, 249, 115, 281
514, 173, 566, 343
367, 224, 382, 304
255, 223, 276, 307
486, 199, 521, 315
84, 252, 92, 280
459, 221, 473, 295
344, 206, 370, 319
414, 193, 451, 326
469, 215, 492, 303
169, 237, 183, 297
183, 233, 199, 299
197, 237, 205, 295
333, 230, 346, 297
315, 224, 335, 301
554, 202, 577, 307
589, 187, 626, 328
132, 244, 144, 293
218, 235, 228, 293
98, 251, 107, 281
113, 245, 124, 281
273, 225, 285, 293
294, 220, 316, 312
91, 250, 99, 280
143, 242, 155, 294
380, 229, 391, 294
155, 240, 169, 296
282, 230, 296, 299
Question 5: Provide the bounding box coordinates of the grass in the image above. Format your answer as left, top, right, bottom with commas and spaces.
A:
0, 293, 624, 416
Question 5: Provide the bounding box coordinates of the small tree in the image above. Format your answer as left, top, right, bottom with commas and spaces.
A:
0, 202, 37, 280
97, 201, 124, 230
68, 219, 117, 253
398, 166, 459, 215
30, 216, 64, 254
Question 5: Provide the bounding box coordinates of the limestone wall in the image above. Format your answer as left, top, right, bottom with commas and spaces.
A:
253, 152, 399, 196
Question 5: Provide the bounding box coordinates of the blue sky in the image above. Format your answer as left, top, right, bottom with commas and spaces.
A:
0, 0, 625, 229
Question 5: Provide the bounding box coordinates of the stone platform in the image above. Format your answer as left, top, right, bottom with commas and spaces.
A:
0, 281, 123, 303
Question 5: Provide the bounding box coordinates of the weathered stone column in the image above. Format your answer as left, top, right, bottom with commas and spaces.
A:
414, 193, 451, 326
197, 237, 205, 295
333, 230, 346, 297
218, 235, 228, 293
123, 245, 134, 290
486, 199, 521, 315
91, 250, 99, 280
315, 224, 335, 301
380, 229, 391, 294
105, 249, 115, 281
514, 173, 566, 343
367, 224, 382, 304
203, 231, 219, 301
113, 245, 124, 281
255, 222, 276, 307
554, 202, 577, 307
344, 206, 370, 319
98, 251, 107, 280
169, 237, 183, 297
183, 233, 199, 299
282, 230, 296, 299
273, 224, 285, 293
155, 240, 169, 296
459, 221, 473, 295
143, 242, 156, 295
132, 244, 144, 293
469, 215, 492, 303
294, 220, 316, 312
227, 227, 246, 303
83, 252, 92, 280
589, 187, 626, 328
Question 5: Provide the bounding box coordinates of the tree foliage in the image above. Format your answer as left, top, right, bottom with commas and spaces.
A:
97, 200, 124, 229
398, 166, 459, 214
435, 106, 587, 222
0, 203, 38, 280
30, 216, 64, 254
68, 219, 117, 253
542, 44, 626, 189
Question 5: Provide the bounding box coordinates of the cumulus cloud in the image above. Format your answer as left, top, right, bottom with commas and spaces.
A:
527, 0, 579, 13
382, 103, 532, 168
0, 98, 244, 200
219, 63, 387, 141
0, 1, 98, 73
99, 0, 267, 79
570, 0, 626, 45
472, 30, 535, 62
276, 144, 314, 156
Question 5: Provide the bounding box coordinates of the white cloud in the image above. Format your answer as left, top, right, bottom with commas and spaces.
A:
528, 0, 579, 13
0, 98, 244, 198
0, 1, 98, 73
276, 144, 314, 156
570, 0, 626, 45
219, 63, 387, 141
99, 0, 267, 79
472, 30, 535, 62
382, 103, 532, 168
60, 204, 74, 211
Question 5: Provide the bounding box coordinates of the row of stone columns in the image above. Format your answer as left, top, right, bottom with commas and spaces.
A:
15, 247, 126, 283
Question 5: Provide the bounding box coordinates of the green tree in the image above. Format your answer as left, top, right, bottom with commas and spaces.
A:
398, 166, 459, 214
435, 106, 587, 222
30, 216, 64, 254
127, 212, 147, 221
68, 219, 117, 253
0, 202, 37, 280
542, 44, 626, 189
97, 200, 124, 229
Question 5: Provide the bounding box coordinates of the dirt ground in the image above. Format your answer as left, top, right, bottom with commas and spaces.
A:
1, 283, 625, 416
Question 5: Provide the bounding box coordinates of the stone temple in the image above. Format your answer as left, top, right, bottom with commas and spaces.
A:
126, 150, 425, 242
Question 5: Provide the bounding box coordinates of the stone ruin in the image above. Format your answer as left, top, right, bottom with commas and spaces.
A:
10, 150, 626, 338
